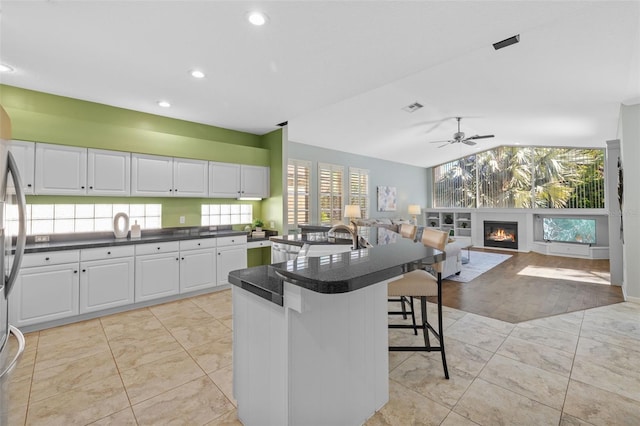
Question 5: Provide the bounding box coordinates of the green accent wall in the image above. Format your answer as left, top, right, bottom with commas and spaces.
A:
260, 128, 284, 235
1, 85, 284, 248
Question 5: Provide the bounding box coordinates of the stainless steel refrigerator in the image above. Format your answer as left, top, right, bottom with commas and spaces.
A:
0, 105, 28, 422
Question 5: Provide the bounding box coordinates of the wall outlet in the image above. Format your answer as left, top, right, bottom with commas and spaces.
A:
179, 216, 186, 224
35, 235, 50, 243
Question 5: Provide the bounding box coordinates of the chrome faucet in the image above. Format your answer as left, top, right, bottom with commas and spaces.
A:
328, 223, 359, 250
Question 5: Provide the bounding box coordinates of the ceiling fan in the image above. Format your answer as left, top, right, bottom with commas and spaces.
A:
428, 117, 494, 148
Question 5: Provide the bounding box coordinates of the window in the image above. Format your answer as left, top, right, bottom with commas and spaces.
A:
7, 204, 162, 235
349, 167, 369, 218
287, 159, 311, 226
318, 163, 344, 225
201, 204, 253, 226
432, 146, 605, 209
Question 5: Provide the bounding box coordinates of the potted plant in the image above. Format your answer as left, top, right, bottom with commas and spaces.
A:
253, 218, 264, 232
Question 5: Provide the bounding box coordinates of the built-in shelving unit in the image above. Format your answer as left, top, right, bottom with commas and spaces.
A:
424, 209, 472, 237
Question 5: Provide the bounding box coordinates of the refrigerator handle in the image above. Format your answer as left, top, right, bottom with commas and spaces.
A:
5, 151, 27, 295
0, 326, 25, 379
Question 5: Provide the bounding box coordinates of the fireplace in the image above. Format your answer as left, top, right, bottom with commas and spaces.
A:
484, 221, 518, 250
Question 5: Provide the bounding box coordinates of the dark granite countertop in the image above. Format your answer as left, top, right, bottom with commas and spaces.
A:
20, 226, 272, 254
230, 228, 445, 305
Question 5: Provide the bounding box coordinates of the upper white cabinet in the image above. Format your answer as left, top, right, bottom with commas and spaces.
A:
87, 149, 131, 196
35, 143, 87, 195
9, 140, 36, 194
173, 158, 208, 197
131, 154, 174, 196
132, 154, 208, 197
209, 162, 241, 198
209, 162, 269, 199
241, 165, 270, 198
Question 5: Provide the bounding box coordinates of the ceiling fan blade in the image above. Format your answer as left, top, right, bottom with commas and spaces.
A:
438, 142, 452, 148
428, 139, 452, 144
466, 134, 495, 140
462, 140, 477, 146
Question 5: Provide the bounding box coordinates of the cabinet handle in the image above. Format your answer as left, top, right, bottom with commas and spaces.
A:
82, 269, 86, 273
89, 186, 93, 189
181, 257, 184, 260
174, 188, 178, 192
107, 251, 111, 255
74, 270, 78, 274
197, 243, 201, 246
157, 247, 161, 250
176, 257, 179, 261
169, 189, 173, 192
231, 239, 235, 243
81, 186, 85, 189
45, 257, 50, 261
218, 252, 221, 255
27, 184, 32, 187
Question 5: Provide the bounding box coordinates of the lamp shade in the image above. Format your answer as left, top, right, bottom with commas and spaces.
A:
344, 205, 362, 219
408, 205, 422, 215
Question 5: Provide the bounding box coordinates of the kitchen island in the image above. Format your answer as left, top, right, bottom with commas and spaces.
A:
229, 231, 444, 426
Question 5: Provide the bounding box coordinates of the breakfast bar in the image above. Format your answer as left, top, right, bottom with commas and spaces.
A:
229, 233, 445, 426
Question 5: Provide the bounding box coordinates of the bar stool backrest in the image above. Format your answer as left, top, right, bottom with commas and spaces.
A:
421, 228, 448, 274
399, 224, 417, 240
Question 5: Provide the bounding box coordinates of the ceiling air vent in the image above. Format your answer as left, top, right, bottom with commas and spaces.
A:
276, 121, 288, 127
402, 102, 423, 113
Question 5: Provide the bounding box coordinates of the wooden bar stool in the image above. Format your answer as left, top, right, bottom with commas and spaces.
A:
388, 228, 449, 379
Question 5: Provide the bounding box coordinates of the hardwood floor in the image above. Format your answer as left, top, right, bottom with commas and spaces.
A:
440, 249, 625, 323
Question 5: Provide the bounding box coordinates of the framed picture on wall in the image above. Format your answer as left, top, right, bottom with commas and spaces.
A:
377, 186, 397, 211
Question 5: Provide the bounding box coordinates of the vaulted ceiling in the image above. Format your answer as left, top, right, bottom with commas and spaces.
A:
1, 1, 638, 167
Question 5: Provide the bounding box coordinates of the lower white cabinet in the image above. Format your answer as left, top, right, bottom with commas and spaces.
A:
134, 242, 180, 302
9, 252, 80, 328
216, 236, 248, 285
179, 239, 217, 293
80, 247, 135, 314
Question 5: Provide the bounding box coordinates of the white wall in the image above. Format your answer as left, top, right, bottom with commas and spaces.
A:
287, 141, 428, 225
619, 104, 640, 300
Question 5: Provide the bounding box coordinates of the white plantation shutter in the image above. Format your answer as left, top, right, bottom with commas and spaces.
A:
287, 159, 311, 226
318, 163, 344, 225
349, 167, 369, 219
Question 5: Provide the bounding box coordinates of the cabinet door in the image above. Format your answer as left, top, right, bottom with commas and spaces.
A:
180, 248, 217, 292
209, 162, 241, 198
217, 245, 247, 285
80, 257, 134, 314
131, 154, 173, 196
173, 158, 208, 197
134, 252, 180, 302
87, 149, 131, 196
9, 140, 36, 194
241, 165, 269, 198
9, 264, 80, 327
34, 143, 87, 195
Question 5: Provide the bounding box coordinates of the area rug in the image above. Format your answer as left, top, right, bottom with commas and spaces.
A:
445, 251, 512, 283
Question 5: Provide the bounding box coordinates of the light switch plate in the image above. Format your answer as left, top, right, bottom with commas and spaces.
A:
35, 235, 50, 243
179, 216, 186, 224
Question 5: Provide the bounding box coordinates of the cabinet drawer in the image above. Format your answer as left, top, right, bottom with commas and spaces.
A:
81, 245, 135, 261
179, 238, 217, 251
21, 250, 80, 268
247, 240, 272, 249
135, 241, 180, 256
216, 235, 247, 247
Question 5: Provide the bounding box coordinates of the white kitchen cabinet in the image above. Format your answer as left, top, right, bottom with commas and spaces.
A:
134, 242, 180, 302
9, 140, 36, 194
34, 143, 87, 195
209, 162, 241, 198
216, 235, 247, 285
131, 153, 174, 196
179, 239, 217, 292
9, 251, 80, 328
79, 246, 135, 314
209, 162, 269, 198
173, 158, 208, 197
87, 149, 131, 196
241, 165, 269, 198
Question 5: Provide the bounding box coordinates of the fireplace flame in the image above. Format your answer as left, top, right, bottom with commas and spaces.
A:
488, 228, 516, 242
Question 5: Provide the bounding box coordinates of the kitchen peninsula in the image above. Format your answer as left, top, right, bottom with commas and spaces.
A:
229, 230, 445, 426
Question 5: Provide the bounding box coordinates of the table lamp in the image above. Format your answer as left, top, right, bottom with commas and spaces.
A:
344, 204, 362, 229
408, 204, 422, 224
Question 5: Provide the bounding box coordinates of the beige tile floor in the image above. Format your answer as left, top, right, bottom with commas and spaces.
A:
4, 289, 640, 425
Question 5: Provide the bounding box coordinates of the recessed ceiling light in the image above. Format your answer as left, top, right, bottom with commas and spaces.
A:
157, 100, 171, 108
248, 11, 268, 26
190, 69, 205, 79
0, 63, 15, 73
